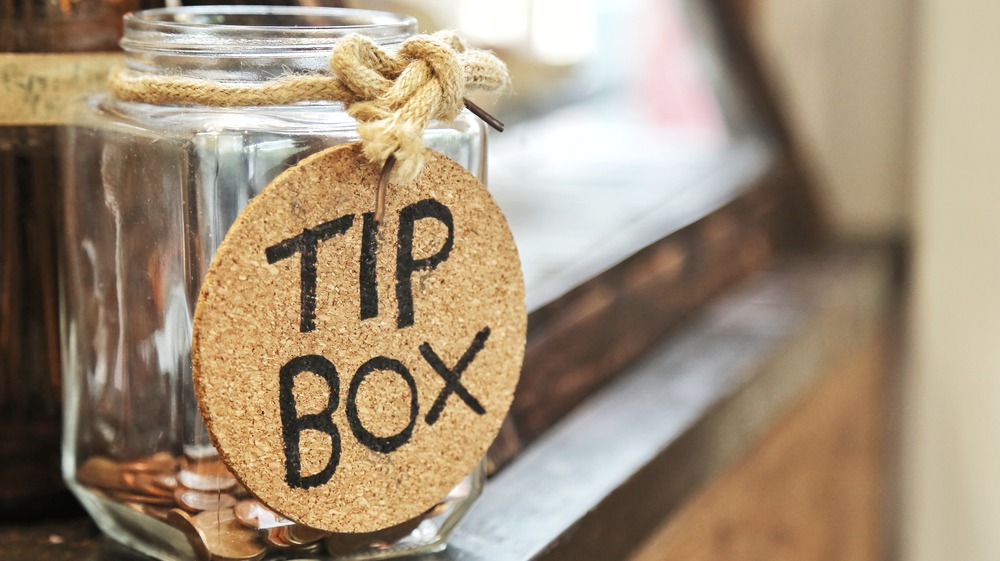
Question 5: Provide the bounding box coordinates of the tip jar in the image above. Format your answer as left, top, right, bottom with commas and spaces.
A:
60, 7, 488, 560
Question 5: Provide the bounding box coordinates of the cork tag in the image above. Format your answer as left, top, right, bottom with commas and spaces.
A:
192, 143, 526, 533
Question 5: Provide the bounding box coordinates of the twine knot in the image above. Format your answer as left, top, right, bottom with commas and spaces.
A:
110, 30, 509, 183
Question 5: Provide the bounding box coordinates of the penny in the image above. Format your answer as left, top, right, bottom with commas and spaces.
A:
75, 452, 451, 558
233, 500, 258, 528
108, 490, 177, 507
178, 457, 237, 492
77, 456, 127, 491
121, 452, 177, 474
182, 456, 232, 477
234, 500, 293, 530
263, 527, 293, 549
323, 515, 423, 556
122, 472, 174, 499
176, 488, 238, 513
285, 524, 331, 545
290, 541, 324, 554
193, 509, 266, 561
152, 473, 178, 491
167, 508, 211, 561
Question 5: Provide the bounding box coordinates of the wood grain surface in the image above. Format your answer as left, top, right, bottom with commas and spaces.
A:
629, 335, 889, 561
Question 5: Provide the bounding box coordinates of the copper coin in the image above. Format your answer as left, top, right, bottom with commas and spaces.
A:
289, 541, 324, 554
234, 500, 293, 530
153, 473, 179, 491
285, 524, 331, 545
323, 515, 422, 556
233, 501, 258, 528
178, 457, 236, 492
122, 471, 175, 499
175, 488, 238, 512
108, 490, 177, 506
182, 456, 232, 477
121, 452, 177, 474
77, 456, 126, 491
167, 508, 211, 561
263, 527, 293, 549
193, 509, 266, 561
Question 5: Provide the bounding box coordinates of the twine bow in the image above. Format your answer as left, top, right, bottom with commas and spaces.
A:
110, 30, 510, 183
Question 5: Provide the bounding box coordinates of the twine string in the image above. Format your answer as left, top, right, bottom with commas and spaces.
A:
109, 30, 510, 186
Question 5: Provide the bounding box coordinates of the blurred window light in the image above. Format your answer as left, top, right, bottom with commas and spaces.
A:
530, 0, 598, 65
458, 0, 530, 46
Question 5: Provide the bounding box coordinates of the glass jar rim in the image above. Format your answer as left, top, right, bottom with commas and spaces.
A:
121, 6, 417, 54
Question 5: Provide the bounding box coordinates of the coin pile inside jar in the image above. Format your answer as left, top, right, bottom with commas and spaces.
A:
76, 453, 436, 560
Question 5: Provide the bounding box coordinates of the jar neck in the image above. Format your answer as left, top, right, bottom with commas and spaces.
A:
121, 6, 416, 83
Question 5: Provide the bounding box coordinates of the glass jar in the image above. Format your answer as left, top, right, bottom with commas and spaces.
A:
60, 7, 486, 560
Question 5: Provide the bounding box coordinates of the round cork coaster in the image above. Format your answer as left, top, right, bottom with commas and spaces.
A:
192, 143, 526, 533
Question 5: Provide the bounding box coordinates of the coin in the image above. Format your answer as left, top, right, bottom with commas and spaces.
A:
234, 500, 293, 530
323, 515, 422, 556
122, 471, 175, 499
77, 456, 127, 491
285, 524, 331, 545
153, 473, 178, 491
176, 488, 238, 512
108, 490, 177, 506
121, 452, 177, 474
263, 527, 293, 549
178, 457, 237, 492
289, 541, 324, 554
167, 508, 211, 561
76, 452, 448, 559
233, 500, 258, 528
193, 509, 266, 561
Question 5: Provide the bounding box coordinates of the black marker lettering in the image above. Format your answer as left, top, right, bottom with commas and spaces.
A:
279, 355, 341, 489
421, 327, 490, 425
396, 199, 454, 329
265, 214, 354, 332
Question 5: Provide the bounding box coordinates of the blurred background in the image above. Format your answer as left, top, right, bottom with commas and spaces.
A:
379, 0, 992, 558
